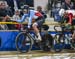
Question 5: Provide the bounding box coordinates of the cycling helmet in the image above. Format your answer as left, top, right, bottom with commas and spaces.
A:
23, 5, 29, 10
59, 9, 65, 16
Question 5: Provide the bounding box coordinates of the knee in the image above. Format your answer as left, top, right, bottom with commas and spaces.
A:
32, 22, 38, 28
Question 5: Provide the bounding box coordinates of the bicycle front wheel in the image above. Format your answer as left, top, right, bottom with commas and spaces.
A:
15, 32, 33, 53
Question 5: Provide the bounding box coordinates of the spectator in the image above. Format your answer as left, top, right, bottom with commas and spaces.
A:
73, 0, 75, 8
61, 0, 75, 10
5, 0, 14, 15
12, 10, 21, 21
0, 2, 9, 21
0, 2, 9, 30
2, 2, 13, 17
5, 7, 13, 17
11, 10, 21, 29
0, 2, 18, 30
0, 2, 7, 21
6, 9, 21, 30
19, 0, 26, 8
59, 0, 75, 22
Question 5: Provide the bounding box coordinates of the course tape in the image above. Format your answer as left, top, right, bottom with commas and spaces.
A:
0, 22, 59, 25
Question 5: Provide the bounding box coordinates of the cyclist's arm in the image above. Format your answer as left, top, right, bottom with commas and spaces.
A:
28, 16, 32, 26
28, 10, 35, 26
16, 14, 28, 23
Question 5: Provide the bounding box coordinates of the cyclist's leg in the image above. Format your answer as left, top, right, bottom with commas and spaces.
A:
32, 19, 43, 41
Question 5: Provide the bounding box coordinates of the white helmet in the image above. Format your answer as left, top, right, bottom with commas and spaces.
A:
59, 9, 65, 16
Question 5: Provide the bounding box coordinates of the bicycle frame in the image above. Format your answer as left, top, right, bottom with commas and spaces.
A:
19, 25, 39, 44
27, 33, 38, 42
54, 24, 72, 44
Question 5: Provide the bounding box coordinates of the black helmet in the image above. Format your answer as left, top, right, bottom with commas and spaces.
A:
23, 5, 29, 10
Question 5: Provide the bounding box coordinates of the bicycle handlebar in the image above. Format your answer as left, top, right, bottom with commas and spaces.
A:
54, 25, 61, 32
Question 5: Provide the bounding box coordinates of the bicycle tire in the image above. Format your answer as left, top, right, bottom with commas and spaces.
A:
15, 32, 33, 53
53, 34, 65, 52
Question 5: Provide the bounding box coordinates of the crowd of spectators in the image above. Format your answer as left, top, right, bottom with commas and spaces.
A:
0, 1, 46, 30
50, 0, 75, 17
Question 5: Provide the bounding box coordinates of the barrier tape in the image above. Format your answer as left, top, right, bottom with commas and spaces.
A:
0, 22, 27, 24
0, 21, 60, 25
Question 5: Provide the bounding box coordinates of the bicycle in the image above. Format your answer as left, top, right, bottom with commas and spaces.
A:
53, 23, 72, 52
15, 24, 53, 53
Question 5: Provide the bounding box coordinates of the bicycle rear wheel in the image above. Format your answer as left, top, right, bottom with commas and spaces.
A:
15, 32, 33, 53
53, 34, 65, 52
